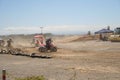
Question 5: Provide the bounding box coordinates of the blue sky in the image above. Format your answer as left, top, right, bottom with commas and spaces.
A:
0, 0, 120, 35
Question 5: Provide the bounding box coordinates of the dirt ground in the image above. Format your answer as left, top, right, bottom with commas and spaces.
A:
0, 35, 120, 80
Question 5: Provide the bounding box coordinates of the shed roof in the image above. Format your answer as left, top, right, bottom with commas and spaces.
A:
95, 29, 113, 34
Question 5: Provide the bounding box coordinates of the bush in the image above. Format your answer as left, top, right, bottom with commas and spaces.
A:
15, 76, 46, 80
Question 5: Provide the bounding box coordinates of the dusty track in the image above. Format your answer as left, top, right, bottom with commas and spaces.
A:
0, 35, 120, 80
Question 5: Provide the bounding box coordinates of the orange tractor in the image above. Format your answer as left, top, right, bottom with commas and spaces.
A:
33, 35, 57, 52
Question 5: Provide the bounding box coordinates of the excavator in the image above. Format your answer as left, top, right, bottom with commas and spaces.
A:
109, 27, 120, 42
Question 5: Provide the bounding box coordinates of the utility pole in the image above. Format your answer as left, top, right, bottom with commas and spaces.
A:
40, 27, 43, 34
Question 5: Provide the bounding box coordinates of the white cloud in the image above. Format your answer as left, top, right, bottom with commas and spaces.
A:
0, 25, 116, 35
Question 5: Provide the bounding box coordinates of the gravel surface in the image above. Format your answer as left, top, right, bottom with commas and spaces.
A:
0, 38, 120, 80
0, 49, 120, 80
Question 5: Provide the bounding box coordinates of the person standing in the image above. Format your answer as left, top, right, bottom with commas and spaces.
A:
7, 38, 13, 48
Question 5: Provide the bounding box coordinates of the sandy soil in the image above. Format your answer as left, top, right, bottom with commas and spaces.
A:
0, 35, 120, 80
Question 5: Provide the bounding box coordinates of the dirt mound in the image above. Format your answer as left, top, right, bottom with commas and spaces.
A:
55, 35, 81, 43
71, 35, 95, 42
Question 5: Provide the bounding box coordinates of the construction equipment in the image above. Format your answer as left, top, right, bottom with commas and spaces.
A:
109, 27, 120, 42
